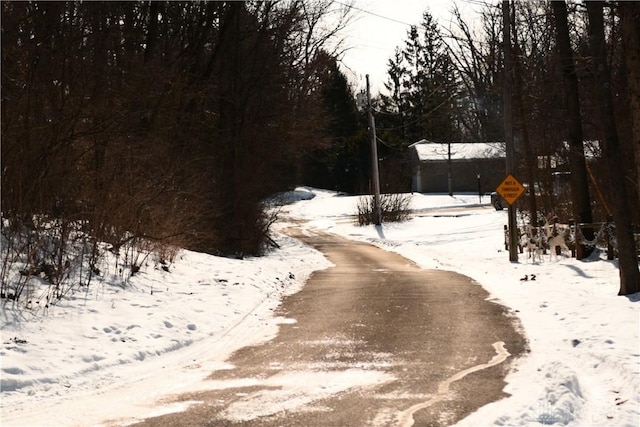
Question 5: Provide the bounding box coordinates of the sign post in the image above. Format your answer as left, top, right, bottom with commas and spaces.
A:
502, 0, 518, 262
496, 174, 525, 260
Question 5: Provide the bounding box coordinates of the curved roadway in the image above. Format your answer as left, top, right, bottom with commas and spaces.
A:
133, 228, 526, 426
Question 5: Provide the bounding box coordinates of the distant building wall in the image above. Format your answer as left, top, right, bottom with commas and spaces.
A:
413, 158, 505, 193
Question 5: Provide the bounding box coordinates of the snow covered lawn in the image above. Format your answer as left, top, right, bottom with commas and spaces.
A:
1, 187, 638, 426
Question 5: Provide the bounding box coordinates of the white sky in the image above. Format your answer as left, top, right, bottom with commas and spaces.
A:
338, 0, 488, 95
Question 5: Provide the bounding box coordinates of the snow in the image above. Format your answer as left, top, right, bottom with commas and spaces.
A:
413, 141, 505, 161
1, 187, 638, 426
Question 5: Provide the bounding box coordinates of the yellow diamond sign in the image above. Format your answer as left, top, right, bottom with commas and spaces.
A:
496, 174, 525, 205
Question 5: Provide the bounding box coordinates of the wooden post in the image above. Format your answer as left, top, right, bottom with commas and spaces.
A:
503, 0, 518, 262
607, 217, 614, 260
365, 74, 381, 225
569, 220, 576, 257
447, 142, 453, 196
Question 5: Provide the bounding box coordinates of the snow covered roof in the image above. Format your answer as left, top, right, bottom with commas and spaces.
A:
413, 141, 505, 162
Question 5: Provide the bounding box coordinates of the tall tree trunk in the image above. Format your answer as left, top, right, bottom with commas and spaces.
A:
216, 2, 245, 254
586, 1, 640, 295
551, 0, 594, 259
511, 19, 538, 228
619, 2, 640, 222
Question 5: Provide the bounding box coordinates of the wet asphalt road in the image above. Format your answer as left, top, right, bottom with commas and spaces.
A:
132, 229, 526, 426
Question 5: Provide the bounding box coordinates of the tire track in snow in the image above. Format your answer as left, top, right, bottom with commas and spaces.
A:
397, 341, 511, 427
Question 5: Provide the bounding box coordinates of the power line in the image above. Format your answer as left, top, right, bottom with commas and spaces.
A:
459, 0, 488, 6
376, 136, 404, 152
333, 0, 415, 27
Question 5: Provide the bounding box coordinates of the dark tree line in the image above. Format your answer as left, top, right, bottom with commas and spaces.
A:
300, 51, 370, 195
1, 1, 354, 258
382, 13, 462, 144
2, 1, 638, 294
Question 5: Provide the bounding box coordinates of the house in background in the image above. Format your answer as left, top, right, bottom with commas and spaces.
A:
409, 140, 505, 194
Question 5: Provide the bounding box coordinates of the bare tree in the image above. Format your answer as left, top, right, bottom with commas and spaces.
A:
586, 1, 640, 295
551, 0, 594, 259
446, 2, 504, 143
511, 1, 541, 226
618, 1, 640, 220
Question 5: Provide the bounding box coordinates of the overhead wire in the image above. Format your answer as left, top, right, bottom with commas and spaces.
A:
332, 0, 415, 27
376, 136, 405, 152
374, 91, 458, 132
458, 0, 498, 7
334, 0, 484, 135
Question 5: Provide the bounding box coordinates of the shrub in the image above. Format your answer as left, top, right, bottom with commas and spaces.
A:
356, 193, 412, 225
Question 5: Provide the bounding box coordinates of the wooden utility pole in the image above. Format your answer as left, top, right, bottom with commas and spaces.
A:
366, 74, 382, 225
503, 0, 518, 262
447, 142, 453, 196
